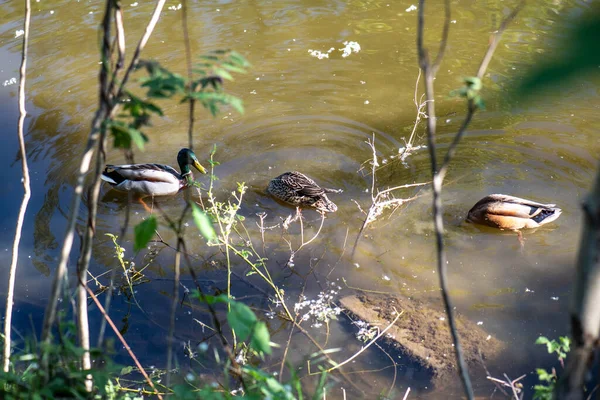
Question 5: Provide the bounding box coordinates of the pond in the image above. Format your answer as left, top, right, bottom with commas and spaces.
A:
0, 0, 598, 397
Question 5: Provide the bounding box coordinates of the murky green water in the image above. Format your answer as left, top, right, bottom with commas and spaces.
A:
0, 0, 598, 397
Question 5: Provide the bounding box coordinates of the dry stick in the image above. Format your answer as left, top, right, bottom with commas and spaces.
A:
417, 0, 474, 398
114, 0, 167, 101
352, 136, 427, 258
82, 281, 164, 399
41, 0, 166, 343
77, 0, 129, 387
181, 0, 195, 150
417, 1, 524, 398
437, 1, 525, 184
2, 0, 31, 373
556, 161, 600, 400
75, 2, 126, 383
165, 243, 181, 388
166, 2, 195, 385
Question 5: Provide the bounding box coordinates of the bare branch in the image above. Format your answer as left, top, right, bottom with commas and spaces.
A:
556, 161, 600, 398
43, 0, 166, 346
3, 0, 32, 373
416, 2, 524, 398
431, 0, 451, 71
437, 0, 525, 184
476, 1, 525, 80
181, 0, 195, 150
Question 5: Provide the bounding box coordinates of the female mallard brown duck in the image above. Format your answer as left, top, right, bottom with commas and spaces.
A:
266, 171, 342, 213
101, 148, 207, 209
466, 194, 561, 243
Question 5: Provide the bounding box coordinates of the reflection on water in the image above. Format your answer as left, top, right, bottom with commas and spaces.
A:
0, 0, 599, 397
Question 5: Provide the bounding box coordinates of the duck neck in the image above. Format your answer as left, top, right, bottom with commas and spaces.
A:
180, 164, 193, 183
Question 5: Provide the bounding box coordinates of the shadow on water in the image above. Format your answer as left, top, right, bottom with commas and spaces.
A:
0, 0, 599, 397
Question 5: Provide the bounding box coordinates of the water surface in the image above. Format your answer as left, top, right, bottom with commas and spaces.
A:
0, 0, 598, 398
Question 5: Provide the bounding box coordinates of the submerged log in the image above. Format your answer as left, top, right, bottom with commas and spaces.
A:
339, 294, 504, 384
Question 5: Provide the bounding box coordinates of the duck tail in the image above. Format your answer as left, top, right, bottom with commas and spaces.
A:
533, 207, 562, 225
101, 167, 125, 185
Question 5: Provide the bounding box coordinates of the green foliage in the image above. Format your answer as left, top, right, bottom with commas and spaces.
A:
536, 336, 570, 361
133, 216, 157, 252
0, 321, 140, 400
533, 336, 571, 400
450, 76, 485, 110
138, 60, 187, 98
515, 15, 600, 96
192, 293, 272, 356
108, 50, 248, 153
191, 203, 217, 243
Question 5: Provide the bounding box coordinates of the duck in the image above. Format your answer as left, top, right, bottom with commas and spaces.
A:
101, 148, 207, 209
266, 171, 342, 213
466, 194, 561, 244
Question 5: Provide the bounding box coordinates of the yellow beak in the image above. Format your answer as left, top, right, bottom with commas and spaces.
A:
193, 159, 207, 174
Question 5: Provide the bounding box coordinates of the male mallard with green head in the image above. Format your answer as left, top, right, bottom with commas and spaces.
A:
267, 171, 342, 213
102, 148, 207, 209
466, 194, 561, 244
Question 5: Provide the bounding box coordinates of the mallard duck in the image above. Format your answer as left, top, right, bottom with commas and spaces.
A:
466, 194, 561, 243
266, 171, 342, 213
101, 148, 207, 209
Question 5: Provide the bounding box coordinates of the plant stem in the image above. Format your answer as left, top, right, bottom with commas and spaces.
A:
3, 0, 31, 373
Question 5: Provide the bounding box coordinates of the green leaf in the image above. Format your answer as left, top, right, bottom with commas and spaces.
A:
250, 321, 272, 355
120, 366, 133, 375
191, 203, 217, 243
227, 301, 257, 341
134, 216, 157, 252
190, 291, 229, 305
127, 127, 148, 150
536, 368, 554, 383
535, 336, 549, 345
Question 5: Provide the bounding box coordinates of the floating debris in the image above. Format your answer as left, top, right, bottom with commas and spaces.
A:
339, 41, 361, 58
309, 41, 361, 59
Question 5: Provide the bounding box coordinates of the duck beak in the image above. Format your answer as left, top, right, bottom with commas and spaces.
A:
193, 159, 207, 174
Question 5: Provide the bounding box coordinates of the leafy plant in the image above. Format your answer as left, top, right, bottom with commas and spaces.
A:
533, 336, 571, 400
108, 50, 248, 152
0, 319, 139, 400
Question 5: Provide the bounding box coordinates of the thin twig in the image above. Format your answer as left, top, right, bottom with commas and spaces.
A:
476, 2, 525, 80
3, 0, 31, 373
165, 242, 182, 388
417, 0, 473, 398
416, 1, 524, 399
181, 0, 195, 150
326, 310, 403, 373
437, 0, 525, 185
83, 281, 164, 399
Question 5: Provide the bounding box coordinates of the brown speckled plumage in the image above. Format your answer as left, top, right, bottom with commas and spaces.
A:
266, 171, 342, 213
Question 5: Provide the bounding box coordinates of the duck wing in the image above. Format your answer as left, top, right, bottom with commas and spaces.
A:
281, 172, 325, 197
104, 163, 181, 184
477, 194, 558, 219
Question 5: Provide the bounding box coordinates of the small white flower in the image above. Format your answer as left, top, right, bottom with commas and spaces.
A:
406, 5, 417, 12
